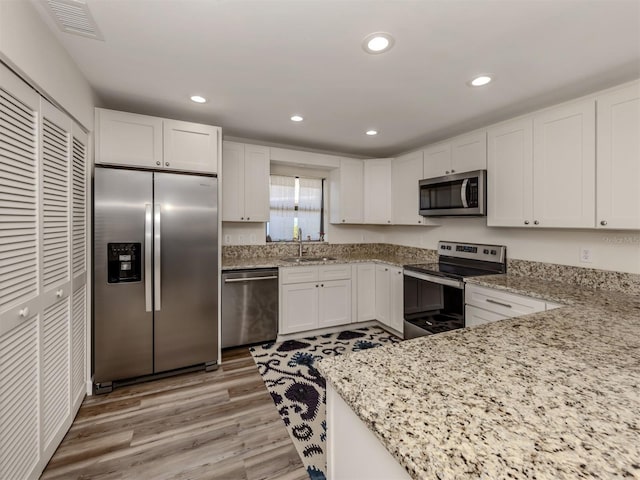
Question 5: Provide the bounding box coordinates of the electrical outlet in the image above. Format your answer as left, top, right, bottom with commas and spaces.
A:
224, 235, 231, 244
238, 234, 246, 244
580, 247, 593, 263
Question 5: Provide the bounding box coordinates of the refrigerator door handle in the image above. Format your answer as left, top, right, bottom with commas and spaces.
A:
154, 203, 162, 311
145, 204, 153, 312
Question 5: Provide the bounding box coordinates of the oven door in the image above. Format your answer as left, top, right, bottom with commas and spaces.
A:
403, 270, 464, 339
419, 170, 486, 216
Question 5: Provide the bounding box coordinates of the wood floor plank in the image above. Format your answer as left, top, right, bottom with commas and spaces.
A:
41, 348, 308, 480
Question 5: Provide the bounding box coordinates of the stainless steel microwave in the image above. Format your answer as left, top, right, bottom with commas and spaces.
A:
419, 170, 486, 216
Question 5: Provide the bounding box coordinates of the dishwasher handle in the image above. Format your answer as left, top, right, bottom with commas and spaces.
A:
224, 275, 278, 283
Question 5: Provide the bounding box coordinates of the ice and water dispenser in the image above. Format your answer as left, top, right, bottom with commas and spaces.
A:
107, 243, 142, 283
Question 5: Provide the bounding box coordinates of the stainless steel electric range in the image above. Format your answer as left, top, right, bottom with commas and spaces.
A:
403, 241, 507, 339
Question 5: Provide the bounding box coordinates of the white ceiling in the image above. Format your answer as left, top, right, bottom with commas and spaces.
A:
34, 0, 640, 157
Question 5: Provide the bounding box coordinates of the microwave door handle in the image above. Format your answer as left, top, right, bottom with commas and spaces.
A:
461, 178, 469, 208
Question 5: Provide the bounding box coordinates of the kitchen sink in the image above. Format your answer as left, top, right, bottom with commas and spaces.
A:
281, 256, 337, 263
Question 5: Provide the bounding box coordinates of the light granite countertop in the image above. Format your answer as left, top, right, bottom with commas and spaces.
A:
221, 253, 423, 270
318, 274, 640, 479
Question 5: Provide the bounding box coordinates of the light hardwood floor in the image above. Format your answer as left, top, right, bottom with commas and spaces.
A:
41, 348, 308, 480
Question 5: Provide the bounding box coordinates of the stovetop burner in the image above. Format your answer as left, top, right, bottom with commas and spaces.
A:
404, 241, 507, 279
403, 262, 502, 279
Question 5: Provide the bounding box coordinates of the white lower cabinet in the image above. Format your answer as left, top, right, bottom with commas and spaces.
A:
375, 265, 403, 333
280, 265, 351, 335
465, 284, 562, 326
327, 383, 411, 480
465, 304, 509, 327
319, 280, 352, 328
356, 263, 376, 322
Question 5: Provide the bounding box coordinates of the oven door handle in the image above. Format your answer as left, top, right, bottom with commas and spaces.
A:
403, 270, 464, 289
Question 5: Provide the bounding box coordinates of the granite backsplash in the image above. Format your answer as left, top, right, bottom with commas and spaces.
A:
222, 243, 640, 295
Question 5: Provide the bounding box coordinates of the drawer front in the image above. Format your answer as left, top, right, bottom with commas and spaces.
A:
280, 267, 319, 284
465, 305, 509, 327
319, 264, 351, 281
465, 284, 546, 318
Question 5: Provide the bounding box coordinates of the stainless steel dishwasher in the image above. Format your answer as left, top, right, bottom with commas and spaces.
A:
221, 269, 279, 348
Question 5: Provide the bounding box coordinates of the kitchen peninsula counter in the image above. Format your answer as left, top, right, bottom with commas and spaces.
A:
318, 274, 640, 479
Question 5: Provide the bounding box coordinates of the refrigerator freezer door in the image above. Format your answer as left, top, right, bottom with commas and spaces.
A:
153, 173, 218, 371
94, 167, 154, 383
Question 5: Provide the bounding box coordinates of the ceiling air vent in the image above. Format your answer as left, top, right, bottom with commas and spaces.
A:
43, 0, 104, 40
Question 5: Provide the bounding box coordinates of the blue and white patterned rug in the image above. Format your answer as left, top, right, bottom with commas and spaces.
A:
250, 326, 401, 480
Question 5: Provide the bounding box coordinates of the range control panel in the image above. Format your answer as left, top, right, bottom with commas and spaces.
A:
438, 241, 506, 264
107, 243, 142, 283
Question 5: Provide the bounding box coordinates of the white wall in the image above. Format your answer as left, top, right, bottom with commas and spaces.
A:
384, 219, 640, 274
224, 218, 640, 275
0, 0, 96, 130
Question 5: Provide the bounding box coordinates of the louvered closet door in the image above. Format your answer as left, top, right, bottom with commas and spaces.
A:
39, 100, 73, 458
70, 125, 87, 406
0, 64, 42, 480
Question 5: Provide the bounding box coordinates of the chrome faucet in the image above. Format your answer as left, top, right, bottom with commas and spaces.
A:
298, 228, 303, 257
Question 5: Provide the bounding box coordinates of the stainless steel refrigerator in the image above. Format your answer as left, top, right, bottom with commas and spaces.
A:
93, 166, 218, 393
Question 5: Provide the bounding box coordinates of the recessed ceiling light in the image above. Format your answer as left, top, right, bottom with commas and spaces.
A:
366, 130, 378, 136
190, 95, 207, 103
362, 32, 395, 54
468, 75, 493, 87
290, 115, 304, 122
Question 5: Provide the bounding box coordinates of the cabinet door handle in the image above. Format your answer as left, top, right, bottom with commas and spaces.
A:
241, 217, 244, 220
342, 219, 345, 223
387, 220, 391, 224
451, 169, 455, 173
524, 220, 529, 225
156, 161, 161, 166
533, 220, 539, 225
445, 170, 450, 174
19, 307, 29, 318
316, 284, 319, 288
165, 162, 170, 166
321, 284, 324, 287
247, 217, 250, 221
56, 289, 63, 298
486, 298, 512, 309
600, 220, 607, 226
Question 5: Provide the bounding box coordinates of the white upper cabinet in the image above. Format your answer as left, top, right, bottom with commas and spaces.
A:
96, 108, 162, 169
487, 118, 534, 227
423, 143, 451, 178
95, 108, 219, 174
364, 158, 393, 224
532, 98, 595, 228
391, 151, 425, 225
221, 141, 269, 222
163, 119, 219, 173
329, 158, 364, 224
451, 130, 487, 173
596, 81, 640, 230
423, 130, 486, 178
488, 98, 596, 228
